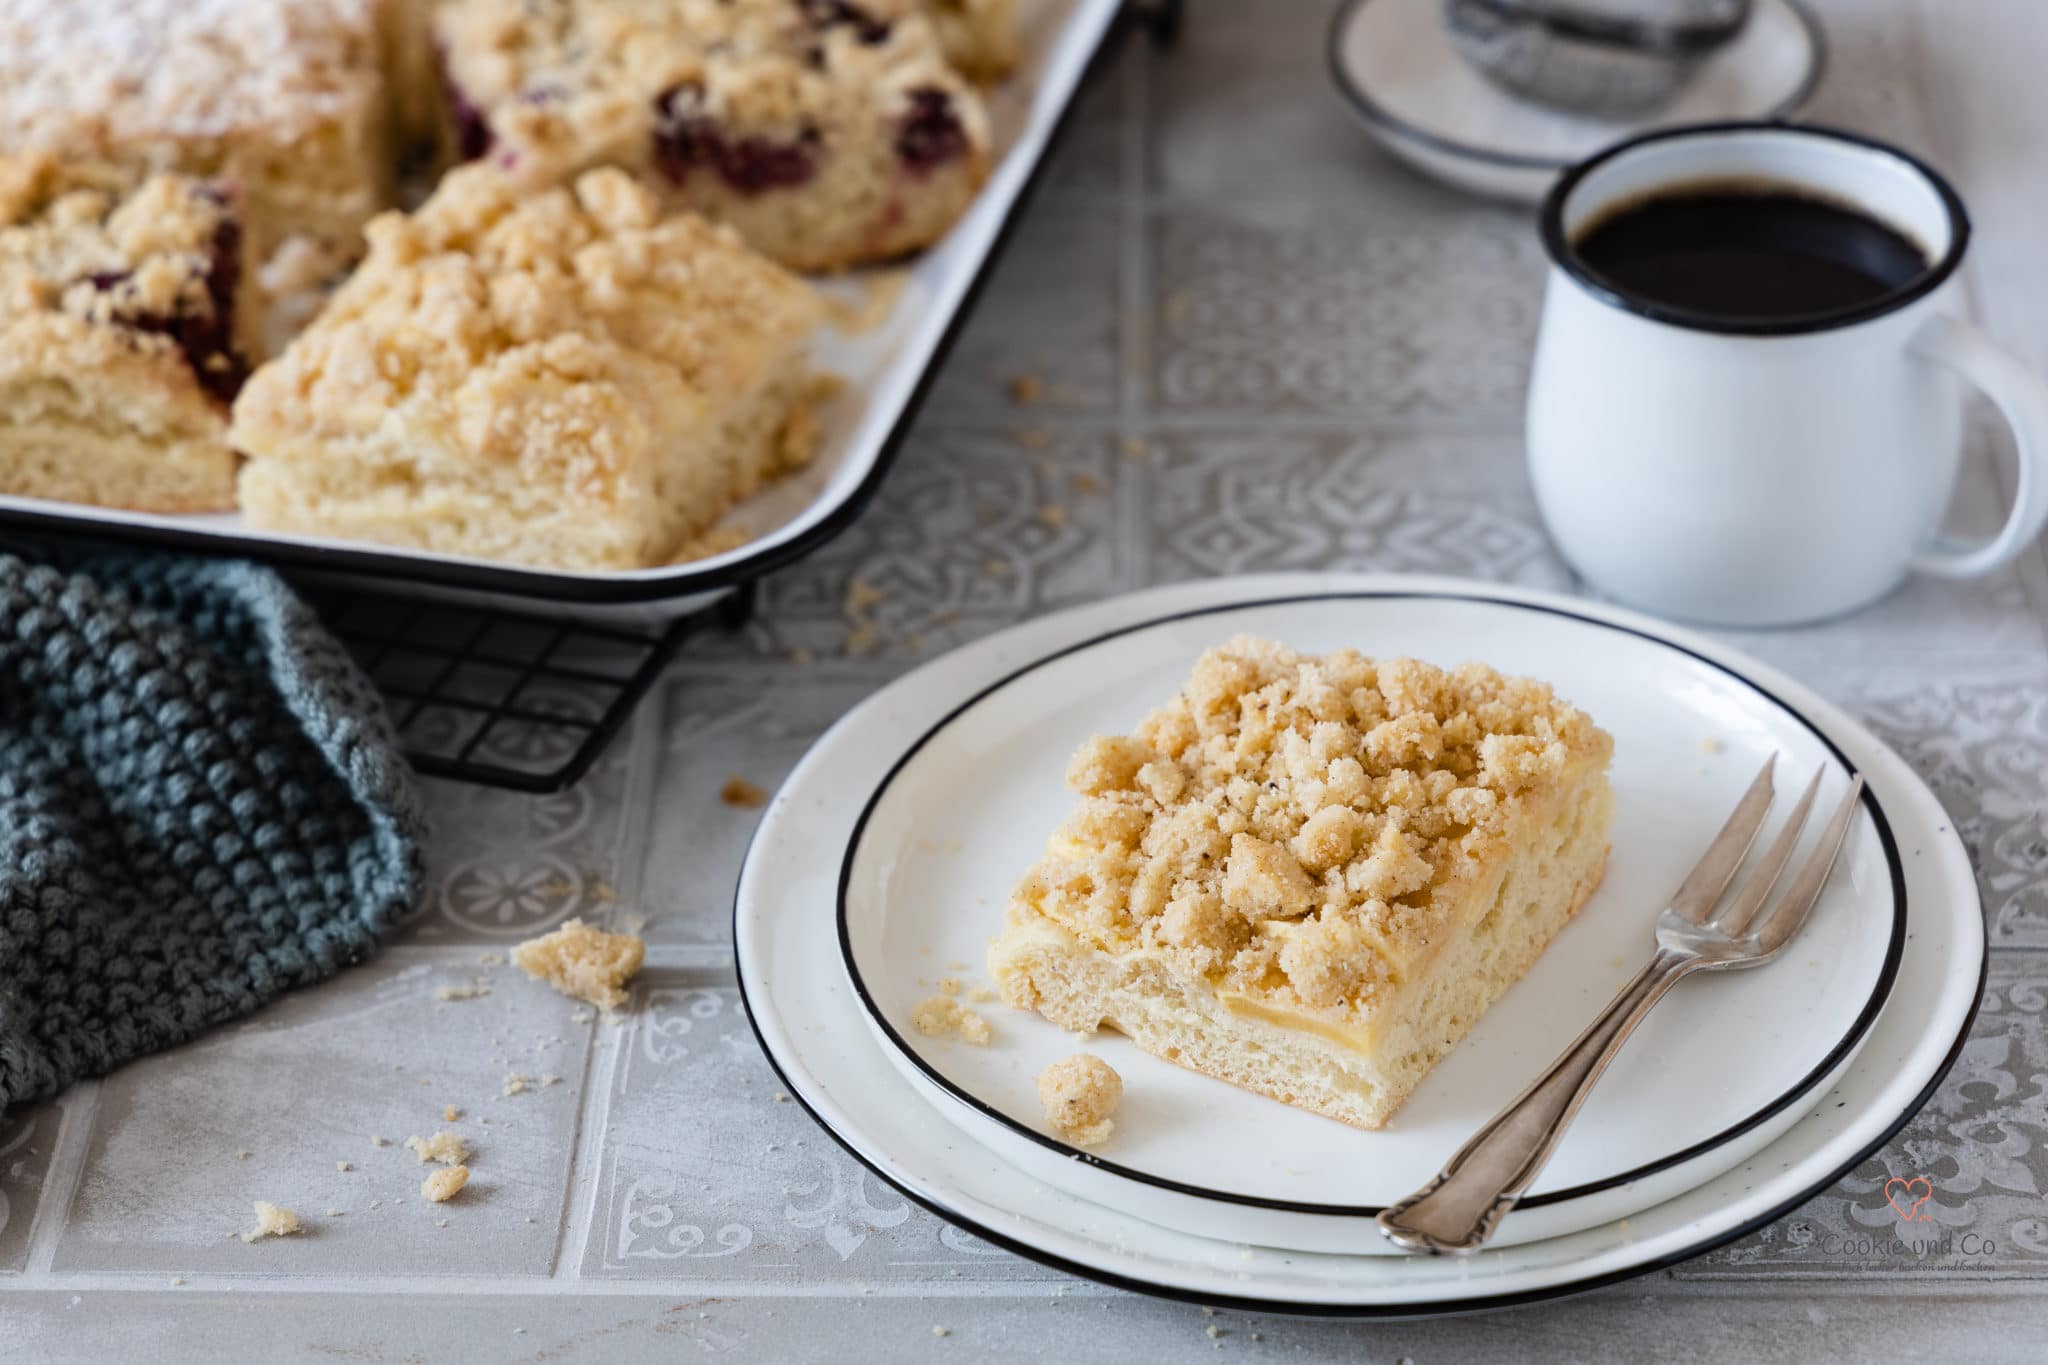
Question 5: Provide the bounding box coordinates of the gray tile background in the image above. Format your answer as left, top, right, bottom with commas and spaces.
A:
8, 1, 2048, 1358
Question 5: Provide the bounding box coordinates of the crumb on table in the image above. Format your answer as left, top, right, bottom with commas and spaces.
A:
1007, 374, 1041, 405
721, 775, 769, 809
421, 1166, 470, 1203
435, 979, 492, 1001
511, 917, 645, 1011
1037, 1054, 1121, 1148
240, 1202, 302, 1243
405, 1132, 468, 1166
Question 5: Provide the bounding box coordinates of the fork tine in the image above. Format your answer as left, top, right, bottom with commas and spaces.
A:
1749, 775, 1865, 956
1667, 753, 1776, 923
1711, 765, 1823, 937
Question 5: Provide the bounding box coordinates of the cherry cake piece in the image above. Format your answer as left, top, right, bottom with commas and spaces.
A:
0, 156, 251, 513
434, 0, 992, 272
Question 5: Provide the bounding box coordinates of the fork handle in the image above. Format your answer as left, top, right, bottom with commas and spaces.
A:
1376, 948, 1696, 1254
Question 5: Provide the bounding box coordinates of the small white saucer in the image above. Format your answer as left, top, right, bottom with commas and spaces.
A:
1328, 0, 1824, 202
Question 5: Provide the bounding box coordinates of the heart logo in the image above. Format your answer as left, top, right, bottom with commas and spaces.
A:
1885, 1176, 1934, 1222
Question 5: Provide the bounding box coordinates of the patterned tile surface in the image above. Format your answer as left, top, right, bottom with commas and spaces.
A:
14, 0, 2048, 1357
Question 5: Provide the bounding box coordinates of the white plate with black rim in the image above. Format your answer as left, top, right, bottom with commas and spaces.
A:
829, 581, 1900, 1252
1327, 0, 1823, 203
734, 574, 1985, 1311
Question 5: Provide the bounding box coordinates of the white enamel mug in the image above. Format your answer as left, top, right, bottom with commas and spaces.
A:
1527, 122, 2048, 626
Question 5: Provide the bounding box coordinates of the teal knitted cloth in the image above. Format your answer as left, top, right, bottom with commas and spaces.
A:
0, 552, 426, 1112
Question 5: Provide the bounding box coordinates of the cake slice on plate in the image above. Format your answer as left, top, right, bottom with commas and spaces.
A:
990, 636, 1615, 1131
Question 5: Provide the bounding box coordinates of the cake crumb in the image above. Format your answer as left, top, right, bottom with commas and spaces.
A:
171, 1278, 186, 1287
336, 1161, 352, 1173
932, 1326, 951, 1338
571, 1007, 596, 1024
1072, 473, 1101, 496
421, 1166, 470, 1203
234, 1150, 250, 1161
937, 977, 960, 996
444, 1105, 461, 1122
435, 979, 492, 1001
844, 619, 881, 657
369, 1135, 391, 1147
1037, 504, 1067, 529
1121, 436, 1148, 460
477, 951, 506, 966
326, 1208, 344, 1217
721, 775, 769, 808
912, 996, 991, 1045
240, 1202, 302, 1243
1007, 374, 1041, 405
405, 1132, 468, 1166
503, 1073, 533, 1097
511, 918, 644, 1011
775, 1091, 790, 1103
1038, 1055, 1121, 1148
844, 578, 884, 615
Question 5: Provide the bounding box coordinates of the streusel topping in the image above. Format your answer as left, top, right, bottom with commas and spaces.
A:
0, 0, 384, 144
1010, 637, 1612, 1019
234, 164, 817, 487
439, 0, 977, 175
0, 155, 246, 399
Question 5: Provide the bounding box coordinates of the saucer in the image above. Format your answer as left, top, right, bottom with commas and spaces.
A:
1327, 0, 1824, 202
734, 574, 1985, 1312
833, 588, 1901, 1253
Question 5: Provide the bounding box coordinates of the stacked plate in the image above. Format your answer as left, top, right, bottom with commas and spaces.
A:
734, 575, 1984, 1315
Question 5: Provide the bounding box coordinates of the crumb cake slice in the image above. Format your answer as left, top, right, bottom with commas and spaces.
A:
990, 637, 1615, 1131
0, 157, 251, 512
231, 165, 821, 570
923, 0, 1020, 79
0, 0, 396, 273
434, 0, 991, 271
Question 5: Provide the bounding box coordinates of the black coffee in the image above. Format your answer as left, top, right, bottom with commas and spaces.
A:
1572, 184, 1931, 323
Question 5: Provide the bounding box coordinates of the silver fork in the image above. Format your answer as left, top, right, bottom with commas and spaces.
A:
1376, 753, 1865, 1255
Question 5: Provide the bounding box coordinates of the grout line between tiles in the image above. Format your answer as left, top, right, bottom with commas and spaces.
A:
551, 1009, 631, 1280
23, 1080, 100, 1276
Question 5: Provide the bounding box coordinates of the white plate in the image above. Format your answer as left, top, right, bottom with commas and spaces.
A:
734, 574, 1985, 1313
0, 0, 1123, 619
1328, 0, 1823, 203
835, 591, 1901, 1252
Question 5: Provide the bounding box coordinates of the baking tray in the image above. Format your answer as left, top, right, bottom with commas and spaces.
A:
0, 0, 1129, 625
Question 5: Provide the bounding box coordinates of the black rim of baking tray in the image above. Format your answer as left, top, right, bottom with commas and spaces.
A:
293, 579, 757, 793
0, 2, 1135, 606
829, 591, 1909, 1220
1324, 0, 1827, 173
731, 588, 1968, 1317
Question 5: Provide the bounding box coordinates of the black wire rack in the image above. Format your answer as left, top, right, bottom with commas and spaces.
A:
296, 580, 752, 794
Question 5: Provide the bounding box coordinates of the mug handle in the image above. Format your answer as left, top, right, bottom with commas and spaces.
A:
1908, 316, 2048, 578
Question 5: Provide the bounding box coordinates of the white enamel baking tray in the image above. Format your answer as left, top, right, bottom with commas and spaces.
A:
0, 0, 1126, 622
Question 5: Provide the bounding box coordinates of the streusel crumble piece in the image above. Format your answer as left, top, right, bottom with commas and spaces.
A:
0, 157, 250, 512
433, 0, 991, 270
0, 0, 397, 271
508, 916, 648, 1010
1037, 1054, 1121, 1147
231, 166, 822, 569
990, 637, 1614, 1130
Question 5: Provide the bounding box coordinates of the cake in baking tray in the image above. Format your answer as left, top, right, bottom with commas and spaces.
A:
0, 157, 251, 513
230, 165, 824, 571
0, 0, 398, 274
990, 637, 1615, 1130
432, 0, 992, 271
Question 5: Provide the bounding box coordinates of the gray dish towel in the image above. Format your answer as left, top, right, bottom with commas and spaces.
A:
0, 552, 426, 1112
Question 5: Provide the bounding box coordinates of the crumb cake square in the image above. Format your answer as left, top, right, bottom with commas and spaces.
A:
433, 0, 991, 271
989, 637, 1615, 1130
923, 0, 1020, 79
0, 156, 251, 512
230, 165, 823, 571
0, 0, 397, 271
